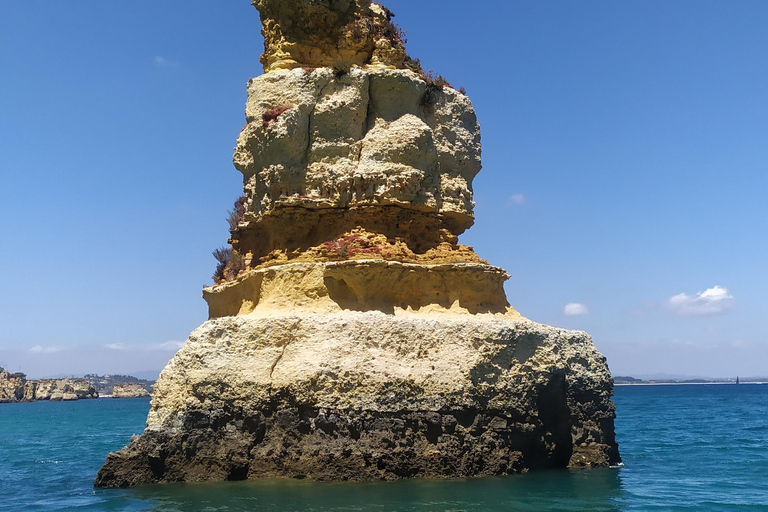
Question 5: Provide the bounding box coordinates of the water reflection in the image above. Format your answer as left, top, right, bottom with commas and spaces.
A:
120, 469, 625, 512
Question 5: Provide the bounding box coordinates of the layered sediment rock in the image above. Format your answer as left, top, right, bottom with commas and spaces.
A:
232, 65, 480, 268
95, 0, 620, 488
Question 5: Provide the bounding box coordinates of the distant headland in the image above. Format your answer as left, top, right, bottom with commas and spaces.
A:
0, 368, 154, 402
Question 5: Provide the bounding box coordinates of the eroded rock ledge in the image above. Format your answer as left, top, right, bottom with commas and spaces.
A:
203, 260, 512, 318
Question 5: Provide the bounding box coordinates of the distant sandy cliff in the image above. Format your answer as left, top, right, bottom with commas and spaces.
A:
112, 382, 151, 398
95, 0, 620, 488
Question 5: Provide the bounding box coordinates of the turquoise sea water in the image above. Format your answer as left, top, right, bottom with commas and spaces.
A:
1, 385, 767, 511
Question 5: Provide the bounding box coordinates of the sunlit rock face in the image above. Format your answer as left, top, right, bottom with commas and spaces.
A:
255, 0, 407, 72
232, 66, 481, 267
94, 0, 620, 489
236, 67, 479, 220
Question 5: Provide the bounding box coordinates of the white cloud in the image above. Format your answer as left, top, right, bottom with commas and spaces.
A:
668, 285, 735, 316
30, 345, 62, 354
509, 194, 527, 205
153, 341, 185, 351
103, 341, 184, 352
154, 55, 179, 69
564, 303, 589, 316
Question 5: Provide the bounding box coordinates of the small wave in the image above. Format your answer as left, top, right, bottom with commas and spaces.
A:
36, 460, 63, 464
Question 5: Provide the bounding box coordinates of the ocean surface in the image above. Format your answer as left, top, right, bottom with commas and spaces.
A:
1, 385, 767, 511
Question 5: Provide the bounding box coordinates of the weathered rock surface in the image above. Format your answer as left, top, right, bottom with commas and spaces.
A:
232, 66, 480, 268
0, 369, 98, 403
203, 261, 511, 319
112, 382, 151, 399
95, 0, 620, 488
255, 0, 408, 72
95, 308, 618, 487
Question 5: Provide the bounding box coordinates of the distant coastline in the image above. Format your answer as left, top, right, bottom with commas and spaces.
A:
1, 369, 154, 403
615, 381, 768, 386
615, 375, 768, 386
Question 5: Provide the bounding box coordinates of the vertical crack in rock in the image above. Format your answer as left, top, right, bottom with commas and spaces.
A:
363, 73, 376, 139
269, 336, 292, 379
94, 0, 620, 489
270, 320, 301, 379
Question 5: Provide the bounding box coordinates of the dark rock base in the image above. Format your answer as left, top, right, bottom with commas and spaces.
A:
95, 396, 619, 488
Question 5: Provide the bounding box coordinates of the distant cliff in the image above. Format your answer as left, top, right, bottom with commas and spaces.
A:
0, 368, 98, 402
0, 368, 26, 402
112, 382, 151, 398
80, 374, 154, 396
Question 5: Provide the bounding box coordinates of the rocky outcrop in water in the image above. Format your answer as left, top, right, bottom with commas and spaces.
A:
0, 368, 98, 403
95, 0, 620, 488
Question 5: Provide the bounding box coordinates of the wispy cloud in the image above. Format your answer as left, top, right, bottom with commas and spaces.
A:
30, 345, 62, 354
564, 303, 589, 316
668, 285, 735, 316
154, 55, 179, 70
104, 341, 184, 352
626, 301, 660, 316
509, 193, 527, 206
154, 341, 185, 351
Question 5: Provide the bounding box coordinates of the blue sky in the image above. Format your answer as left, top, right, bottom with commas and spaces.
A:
1, 1, 766, 379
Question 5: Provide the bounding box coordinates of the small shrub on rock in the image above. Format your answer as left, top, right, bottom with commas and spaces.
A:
422, 70, 451, 89
404, 56, 424, 75
227, 196, 247, 232
421, 71, 467, 103
322, 235, 383, 260
345, 7, 406, 49
212, 247, 245, 283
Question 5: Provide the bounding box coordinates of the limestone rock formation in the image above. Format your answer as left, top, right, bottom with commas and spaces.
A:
29, 379, 98, 401
0, 369, 98, 403
112, 382, 151, 399
95, 0, 620, 488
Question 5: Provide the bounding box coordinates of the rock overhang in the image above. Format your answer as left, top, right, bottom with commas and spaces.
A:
203, 259, 515, 319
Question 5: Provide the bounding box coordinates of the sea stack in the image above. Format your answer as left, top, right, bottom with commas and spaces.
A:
95, 0, 620, 488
